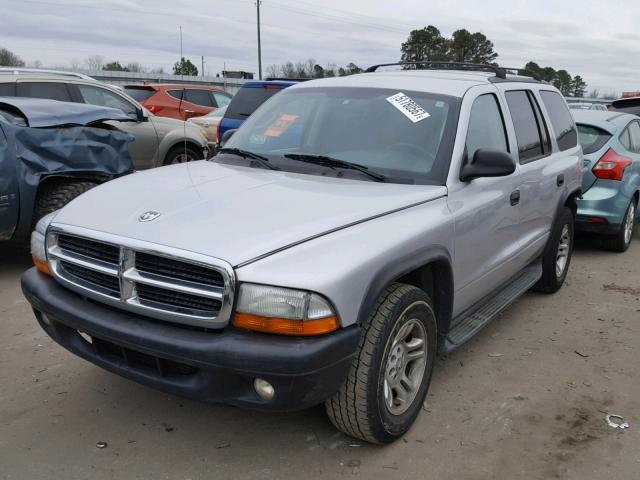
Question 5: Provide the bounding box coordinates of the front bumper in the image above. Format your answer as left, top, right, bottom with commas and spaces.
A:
21, 268, 359, 411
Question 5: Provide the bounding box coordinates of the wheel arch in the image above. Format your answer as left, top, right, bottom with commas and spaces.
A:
356, 248, 454, 345
163, 140, 205, 163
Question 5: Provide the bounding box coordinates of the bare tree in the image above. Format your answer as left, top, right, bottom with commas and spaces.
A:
265, 64, 280, 78
0, 47, 25, 67
588, 88, 600, 99
324, 63, 337, 77
84, 55, 104, 71
69, 58, 82, 70
281, 61, 296, 78
150, 67, 165, 74
126, 62, 144, 72
294, 61, 308, 78
30, 60, 43, 68
306, 58, 316, 77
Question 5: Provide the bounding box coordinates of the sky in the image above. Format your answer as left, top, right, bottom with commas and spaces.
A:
1, 0, 639, 95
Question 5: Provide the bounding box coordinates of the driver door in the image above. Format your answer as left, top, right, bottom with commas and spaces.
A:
446, 88, 522, 316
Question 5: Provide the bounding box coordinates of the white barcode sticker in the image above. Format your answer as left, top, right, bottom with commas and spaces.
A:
386, 92, 431, 123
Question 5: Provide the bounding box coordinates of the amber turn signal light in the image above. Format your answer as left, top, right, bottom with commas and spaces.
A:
32, 256, 52, 276
233, 312, 339, 336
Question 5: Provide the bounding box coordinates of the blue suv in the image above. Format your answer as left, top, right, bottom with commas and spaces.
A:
217, 80, 297, 142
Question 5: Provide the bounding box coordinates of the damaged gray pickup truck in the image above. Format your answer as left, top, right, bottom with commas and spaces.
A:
22, 63, 582, 444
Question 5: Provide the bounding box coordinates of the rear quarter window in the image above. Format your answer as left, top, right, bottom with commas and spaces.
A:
540, 91, 578, 151
577, 124, 612, 154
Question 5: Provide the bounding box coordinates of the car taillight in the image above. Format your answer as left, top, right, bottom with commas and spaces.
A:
148, 105, 162, 114
216, 121, 221, 143
592, 148, 632, 181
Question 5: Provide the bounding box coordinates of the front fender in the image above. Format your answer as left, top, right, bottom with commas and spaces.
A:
158, 125, 208, 161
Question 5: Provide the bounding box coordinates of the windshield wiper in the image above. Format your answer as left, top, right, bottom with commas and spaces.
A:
284, 153, 386, 182
217, 148, 279, 171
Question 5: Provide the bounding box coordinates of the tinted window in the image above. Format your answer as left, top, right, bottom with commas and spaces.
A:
540, 91, 578, 151
466, 94, 508, 159
627, 122, 640, 153
213, 92, 231, 107
0, 82, 16, 96
123, 87, 156, 102
167, 90, 184, 100
620, 128, 632, 150
506, 90, 546, 163
577, 124, 612, 154
185, 89, 214, 107
225, 86, 283, 120
17, 82, 71, 102
78, 85, 138, 117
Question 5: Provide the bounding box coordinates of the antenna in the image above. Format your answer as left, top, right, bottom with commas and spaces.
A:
256, 1, 262, 80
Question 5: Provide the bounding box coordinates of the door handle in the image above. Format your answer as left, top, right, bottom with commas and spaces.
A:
557, 174, 565, 187
510, 190, 520, 206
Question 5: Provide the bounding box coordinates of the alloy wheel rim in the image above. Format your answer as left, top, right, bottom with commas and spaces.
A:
556, 225, 570, 278
172, 152, 193, 164
383, 315, 428, 416
624, 203, 635, 245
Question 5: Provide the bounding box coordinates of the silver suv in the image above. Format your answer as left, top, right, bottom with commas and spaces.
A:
23, 64, 582, 444
0, 73, 209, 168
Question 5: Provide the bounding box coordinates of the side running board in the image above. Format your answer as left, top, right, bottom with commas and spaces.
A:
442, 261, 543, 353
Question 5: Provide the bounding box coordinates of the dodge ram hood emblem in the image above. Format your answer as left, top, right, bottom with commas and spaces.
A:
139, 211, 161, 222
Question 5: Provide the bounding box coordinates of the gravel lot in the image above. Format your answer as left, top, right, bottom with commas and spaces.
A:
1, 232, 638, 480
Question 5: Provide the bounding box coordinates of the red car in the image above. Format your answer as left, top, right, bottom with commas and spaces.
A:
123, 84, 232, 120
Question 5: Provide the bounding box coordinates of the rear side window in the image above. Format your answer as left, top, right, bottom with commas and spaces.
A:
225, 86, 283, 120
540, 91, 578, 151
577, 124, 612, 154
123, 87, 156, 102
505, 90, 550, 163
466, 94, 508, 159
213, 92, 231, 108
184, 89, 214, 107
17, 82, 72, 102
0, 82, 16, 96
167, 90, 184, 101
626, 121, 640, 153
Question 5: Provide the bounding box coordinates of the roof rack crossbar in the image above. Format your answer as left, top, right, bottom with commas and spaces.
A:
364, 61, 507, 79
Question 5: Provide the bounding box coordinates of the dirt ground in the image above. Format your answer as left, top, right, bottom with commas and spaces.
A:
1, 232, 638, 480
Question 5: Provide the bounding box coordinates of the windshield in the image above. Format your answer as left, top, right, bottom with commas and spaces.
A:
224, 86, 284, 120
220, 86, 459, 184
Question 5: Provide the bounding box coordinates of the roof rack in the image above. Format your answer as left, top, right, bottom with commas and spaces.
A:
0, 67, 94, 80
264, 77, 311, 82
364, 62, 507, 79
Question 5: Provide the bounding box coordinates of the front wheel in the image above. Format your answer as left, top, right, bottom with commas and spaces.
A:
533, 206, 574, 293
163, 145, 201, 166
325, 283, 437, 444
603, 198, 636, 252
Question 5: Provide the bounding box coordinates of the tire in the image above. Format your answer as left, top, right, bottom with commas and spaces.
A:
532, 206, 574, 293
325, 283, 437, 444
603, 198, 637, 253
163, 145, 201, 166
33, 179, 98, 226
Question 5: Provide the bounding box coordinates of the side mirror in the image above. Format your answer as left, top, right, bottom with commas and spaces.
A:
460, 149, 516, 182
219, 129, 237, 148
137, 107, 149, 122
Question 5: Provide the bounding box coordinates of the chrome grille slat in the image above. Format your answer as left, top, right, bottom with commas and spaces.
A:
48, 229, 235, 328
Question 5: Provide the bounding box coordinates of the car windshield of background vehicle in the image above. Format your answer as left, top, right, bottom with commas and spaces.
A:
123, 87, 155, 103
220, 87, 459, 185
577, 124, 612, 154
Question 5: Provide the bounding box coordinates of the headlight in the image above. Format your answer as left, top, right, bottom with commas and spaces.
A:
30, 211, 57, 276
233, 283, 339, 336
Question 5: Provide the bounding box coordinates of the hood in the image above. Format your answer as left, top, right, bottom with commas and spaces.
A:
0, 97, 133, 127
53, 161, 447, 266
150, 115, 207, 143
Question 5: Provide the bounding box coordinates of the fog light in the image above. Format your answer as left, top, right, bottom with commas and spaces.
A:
254, 378, 275, 400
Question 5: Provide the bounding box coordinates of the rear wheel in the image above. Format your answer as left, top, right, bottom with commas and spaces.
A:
163, 145, 201, 166
34, 179, 97, 226
325, 283, 437, 444
603, 198, 637, 252
533, 207, 574, 293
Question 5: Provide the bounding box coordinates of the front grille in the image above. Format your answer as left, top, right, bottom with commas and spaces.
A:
48, 230, 233, 327
60, 261, 120, 298
136, 252, 224, 287
136, 283, 222, 316
58, 234, 120, 265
